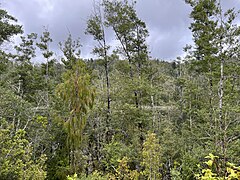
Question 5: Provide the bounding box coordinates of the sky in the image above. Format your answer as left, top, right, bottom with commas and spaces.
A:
1, 0, 240, 61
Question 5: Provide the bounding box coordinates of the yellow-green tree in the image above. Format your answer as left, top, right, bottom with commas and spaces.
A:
142, 132, 162, 180
56, 60, 95, 172
0, 119, 47, 179
195, 153, 240, 180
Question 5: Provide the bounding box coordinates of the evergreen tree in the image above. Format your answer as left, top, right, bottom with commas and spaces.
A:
59, 34, 81, 70
56, 60, 95, 172
0, 9, 22, 45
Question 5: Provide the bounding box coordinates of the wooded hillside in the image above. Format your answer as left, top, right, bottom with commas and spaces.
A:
0, 0, 240, 179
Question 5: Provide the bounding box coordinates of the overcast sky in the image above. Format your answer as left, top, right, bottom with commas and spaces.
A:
1, 0, 240, 61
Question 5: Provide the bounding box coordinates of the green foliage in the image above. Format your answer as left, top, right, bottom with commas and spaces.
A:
13, 33, 42, 102
185, 0, 240, 165
0, 119, 47, 180
37, 28, 53, 59
141, 132, 162, 179
67, 157, 140, 180
57, 60, 95, 145
102, 140, 132, 172
0, 9, 22, 45
195, 153, 240, 180
59, 34, 81, 69
56, 60, 95, 171
0, 1, 240, 179
15, 33, 37, 63
67, 171, 109, 180
86, 10, 110, 57
104, 0, 149, 60
0, 50, 11, 76
170, 164, 182, 180
115, 157, 139, 180
45, 114, 69, 180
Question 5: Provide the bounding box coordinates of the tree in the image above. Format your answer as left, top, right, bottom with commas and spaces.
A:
86, 1, 112, 134
59, 34, 81, 70
185, 0, 240, 172
195, 153, 240, 179
56, 60, 95, 172
142, 132, 162, 180
14, 33, 38, 101
37, 28, 55, 110
0, 8, 22, 92
0, 8, 22, 45
0, 119, 47, 180
103, 0, 149, 108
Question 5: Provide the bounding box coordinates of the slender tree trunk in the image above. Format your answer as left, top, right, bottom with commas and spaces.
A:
218, 0, 227, 170
113, 28, 139, 108
105, 61, 110, 118
46, 57, 49, 109
208, 64, 213, 126
101, 20, 112, 141
150, 77, 156, 129
208, 63, 218, 150
129, 59, 139, 108
104, 56, 111, 142
219, 55, 226, 164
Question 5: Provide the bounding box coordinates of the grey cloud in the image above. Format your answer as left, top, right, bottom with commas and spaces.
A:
136, 0, 192, 59
1, 0, 240, 61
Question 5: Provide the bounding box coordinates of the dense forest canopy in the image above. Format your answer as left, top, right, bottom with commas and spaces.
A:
0, 0, 240, 179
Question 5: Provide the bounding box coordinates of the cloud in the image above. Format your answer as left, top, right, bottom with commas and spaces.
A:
1, 0, 240, 61
135, 0, 192, 59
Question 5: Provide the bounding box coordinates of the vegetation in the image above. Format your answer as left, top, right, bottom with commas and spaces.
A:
0, 0, 239, 179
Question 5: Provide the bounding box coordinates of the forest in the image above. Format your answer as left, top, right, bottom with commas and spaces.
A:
0, 0, 240, 179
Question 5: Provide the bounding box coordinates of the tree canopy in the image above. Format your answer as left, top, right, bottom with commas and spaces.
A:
0, 1, 240, 179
